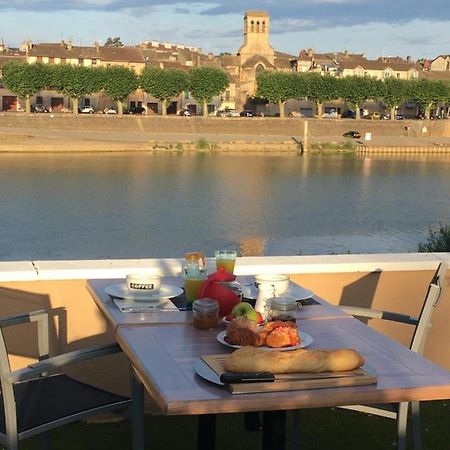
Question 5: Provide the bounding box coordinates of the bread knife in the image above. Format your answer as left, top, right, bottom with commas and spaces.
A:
220, 369, 364, 384
220, 372, 275, 383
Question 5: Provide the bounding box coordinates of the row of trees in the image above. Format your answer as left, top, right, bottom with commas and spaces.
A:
3, 62, 450, 119
256, 71, 450, 119
1, 62, 229, 116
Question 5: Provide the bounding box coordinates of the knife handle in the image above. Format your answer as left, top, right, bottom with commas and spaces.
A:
220, 372, 275, 384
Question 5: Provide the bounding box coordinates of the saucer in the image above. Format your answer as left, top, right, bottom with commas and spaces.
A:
105, 283, 183, 302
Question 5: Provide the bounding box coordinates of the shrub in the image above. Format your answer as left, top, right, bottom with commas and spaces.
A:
196, 137, 209, 150
418, 224, 450, 252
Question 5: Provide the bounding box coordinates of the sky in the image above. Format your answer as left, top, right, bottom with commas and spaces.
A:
1, 1, 449, 61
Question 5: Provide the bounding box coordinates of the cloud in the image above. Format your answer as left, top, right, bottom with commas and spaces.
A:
0, 0, 448, 27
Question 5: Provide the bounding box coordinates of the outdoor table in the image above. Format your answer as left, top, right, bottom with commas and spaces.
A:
87, 277, 450, 450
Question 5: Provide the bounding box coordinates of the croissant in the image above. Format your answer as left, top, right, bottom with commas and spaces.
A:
224, 316, 263, 346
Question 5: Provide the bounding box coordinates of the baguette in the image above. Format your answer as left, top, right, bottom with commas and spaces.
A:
223, 346, 365, 373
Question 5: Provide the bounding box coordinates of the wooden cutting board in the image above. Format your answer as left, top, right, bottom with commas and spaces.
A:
201, 354, 377, 395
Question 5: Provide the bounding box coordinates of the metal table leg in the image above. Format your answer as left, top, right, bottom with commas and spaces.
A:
262, 410, 286, 450
198, 414, 216, 450
132, 370, 145, 450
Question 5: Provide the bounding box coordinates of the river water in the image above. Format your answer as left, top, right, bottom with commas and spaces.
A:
1, 152, 450, 261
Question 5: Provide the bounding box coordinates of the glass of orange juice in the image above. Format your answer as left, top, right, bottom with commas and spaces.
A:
215, 250, 237, 274
183, 252, 207, 306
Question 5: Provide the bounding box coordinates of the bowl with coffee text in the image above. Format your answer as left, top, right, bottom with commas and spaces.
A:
126, 273, 162, 293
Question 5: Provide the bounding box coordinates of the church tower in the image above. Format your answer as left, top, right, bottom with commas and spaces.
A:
235, 10, 276, 108
238, 10, 275, 66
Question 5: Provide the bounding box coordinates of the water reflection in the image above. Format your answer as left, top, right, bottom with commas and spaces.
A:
0, 152, 449, 260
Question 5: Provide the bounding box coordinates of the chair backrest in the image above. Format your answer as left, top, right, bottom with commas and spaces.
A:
410, 262, 448, 355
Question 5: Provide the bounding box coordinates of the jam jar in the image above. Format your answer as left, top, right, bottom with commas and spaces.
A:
192, 298, 219, 330
267, 296, 298, 322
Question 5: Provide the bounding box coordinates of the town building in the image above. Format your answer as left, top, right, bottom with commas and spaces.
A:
0, 10, 449, 116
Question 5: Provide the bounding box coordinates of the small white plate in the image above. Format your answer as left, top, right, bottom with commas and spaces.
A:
105, 283, 183, 302
216, 330, 313, 351
240, 283, 314, 301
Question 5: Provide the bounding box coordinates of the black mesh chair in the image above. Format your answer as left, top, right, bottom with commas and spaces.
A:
338, 262, 448, 450
0, 310, 132, 450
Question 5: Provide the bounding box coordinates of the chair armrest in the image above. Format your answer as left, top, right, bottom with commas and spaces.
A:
0, 310, 47, 328
340, 305, 418, 325
7, 342, 123, 383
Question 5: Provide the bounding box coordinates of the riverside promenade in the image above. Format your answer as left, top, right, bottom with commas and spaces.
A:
1, 113, 450, 153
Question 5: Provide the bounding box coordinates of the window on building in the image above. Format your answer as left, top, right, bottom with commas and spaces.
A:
225, 90, 230, 101
256, 21, 260, 32
256, 64, 265, 77
92, 59, 97, 66
49, 57, 54, 64
250, 20, 254, 32
78, 58, 84, 65
383, 70, 391, 79
262, 21, 266, 32
36, 96, 43, 105
61, 58, 66, 65
37, 56, 43, 62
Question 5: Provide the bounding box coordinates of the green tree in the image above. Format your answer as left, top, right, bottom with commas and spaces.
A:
140, 67, 188, 116
104, 37, 124, 47
303, 73, 340, 119
49, 65, 103, 114
408, 79, 447, 119
1, 62, 49, 113
100, 66, 139, 115
256, 71, 296, 118
418, 224, 450, 252
338, 76, 383, 120
188, 67, 229, 118
381, 78, 409, 120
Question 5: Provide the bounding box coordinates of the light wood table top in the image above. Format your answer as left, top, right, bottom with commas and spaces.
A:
115, 317, 450, 416
87, 277, 349, 329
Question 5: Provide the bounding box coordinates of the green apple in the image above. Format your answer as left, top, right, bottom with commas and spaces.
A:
231, 302, 254, 317
245, 309, 258, 322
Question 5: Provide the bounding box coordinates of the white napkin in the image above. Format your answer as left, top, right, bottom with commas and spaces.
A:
113, 298, 179, 313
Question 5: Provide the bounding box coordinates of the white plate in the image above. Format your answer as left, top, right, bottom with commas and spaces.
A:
216, 330, 313, 351
240, 283, 314, 301
105, 283, 183, 302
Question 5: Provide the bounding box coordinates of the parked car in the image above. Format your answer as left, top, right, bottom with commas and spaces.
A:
396, 113, 404, 120
341, 110, 356, 119
239, 110, 253, 117
364, 112, 381, 120
343, 130, 361, 139
103, 108, 117, 114
31, 105, 49, 113
128, 106, 146, 115
225, 109, 240, 117
80, 106, 95, 114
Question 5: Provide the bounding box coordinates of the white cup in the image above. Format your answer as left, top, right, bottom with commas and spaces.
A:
126, 273, 162, 293
254, 274, 290, 296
